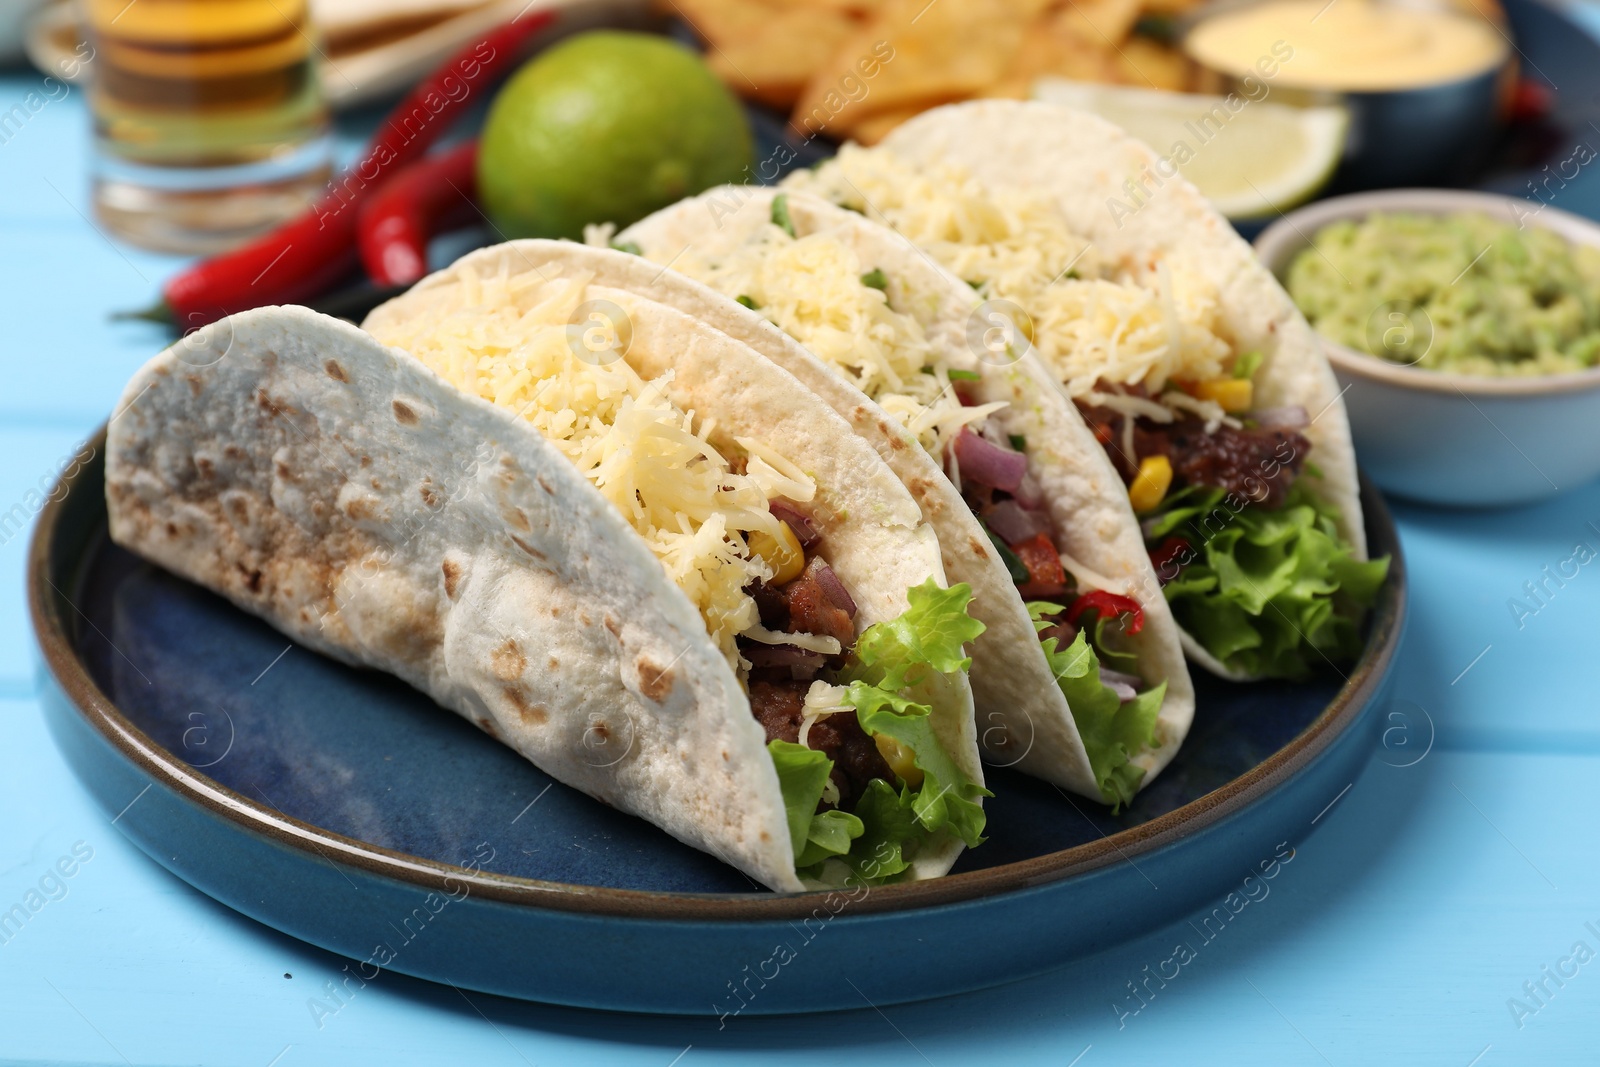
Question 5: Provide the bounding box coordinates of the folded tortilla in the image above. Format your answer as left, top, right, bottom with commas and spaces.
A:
786, 101, 1380, 682
598, 188, 1194, 804
107, 251, 986, 892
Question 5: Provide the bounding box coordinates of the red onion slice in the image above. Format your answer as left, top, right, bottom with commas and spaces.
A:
1104, 680, 1138, 703
985, 499, 1048, 546
1099, 666, 1143, 703
952, 428, 1028, 493
809, 559, 857, 619
769, 501, 820, 548
1253, 405, 1309, 430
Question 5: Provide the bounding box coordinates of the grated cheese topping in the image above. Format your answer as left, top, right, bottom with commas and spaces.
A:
366, 262, 815, 668
786, 145, 1245, 420
651, 221, 1006, 458
797, 680, 853, 764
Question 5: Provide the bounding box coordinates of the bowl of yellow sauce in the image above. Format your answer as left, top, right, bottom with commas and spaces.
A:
1183, 0, 1514, 188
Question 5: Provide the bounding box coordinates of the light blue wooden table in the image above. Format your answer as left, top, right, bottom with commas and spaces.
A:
3, 49, 1600, 1066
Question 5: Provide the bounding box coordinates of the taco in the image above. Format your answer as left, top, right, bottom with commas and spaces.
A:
597, 188, 1194, 807
786, 100, 1390, 681
106, 244, 988, 892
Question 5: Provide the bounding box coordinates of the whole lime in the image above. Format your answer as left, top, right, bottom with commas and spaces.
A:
478, 31, 754, 239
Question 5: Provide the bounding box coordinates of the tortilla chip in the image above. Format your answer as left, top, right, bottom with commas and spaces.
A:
838, 105, 923, 144
660, 0, 769, 47
791, 0, 1053, 137
1110, 35, 1192, 91
1052, 0, 1143, 45
707, 6, 856, 107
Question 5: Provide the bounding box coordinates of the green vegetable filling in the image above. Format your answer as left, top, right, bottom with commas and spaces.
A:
771, 193, 797, 238
1028, 602, 1166, 810
1146, 484, 1390, 679
860, 267, 889, 290
768, 580, 989, 885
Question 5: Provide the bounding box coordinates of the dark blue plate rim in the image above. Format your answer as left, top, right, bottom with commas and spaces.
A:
29, 427, 1406, 920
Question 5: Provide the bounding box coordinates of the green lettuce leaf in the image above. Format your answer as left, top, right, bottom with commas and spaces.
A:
847, 684, 989, 848
772, 580, 989, 885
848, 579, 985, 692
768, 739, 834, 861
1029, 610, 1166, 810
795, 809, 864, 869
1148, 484, 1390, 679
846, 779, 918, 882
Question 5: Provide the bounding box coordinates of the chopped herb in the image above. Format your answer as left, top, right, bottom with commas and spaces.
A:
920, 366, 936, 375
966, 279, 984, 290
736, 294, 761, 310
861, 268, 889, 290
1009, 434, 1027, 451
610, 241, 642, 256
771, 194, 796, 237
947, 369, 982, 381
1233, 350, 1263, 380
1063, 269, 1080, 280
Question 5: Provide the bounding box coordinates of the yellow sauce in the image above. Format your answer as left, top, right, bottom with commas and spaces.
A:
1186, 0, 1508, 91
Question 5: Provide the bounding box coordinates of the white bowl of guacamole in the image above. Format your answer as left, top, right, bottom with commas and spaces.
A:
1255, 189, 1600, 507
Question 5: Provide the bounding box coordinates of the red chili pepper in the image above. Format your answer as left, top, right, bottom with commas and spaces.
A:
1065, 590, 1145, 636
1012, 532, 1070, 598
131, 11, 554, 331
1148, 536, 1192, 584
358, 140, 480, 286
1509, 78, 1553, 124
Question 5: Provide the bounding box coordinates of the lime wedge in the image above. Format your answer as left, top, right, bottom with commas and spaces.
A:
1031, 80, 1348, 221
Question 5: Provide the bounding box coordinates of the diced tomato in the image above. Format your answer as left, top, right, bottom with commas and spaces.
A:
1148, 537, 1193, 584
1012, 532, 1070, 598
1065, 590, 1145, 636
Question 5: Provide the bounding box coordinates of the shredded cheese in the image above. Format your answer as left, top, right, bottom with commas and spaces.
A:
798, 681, 853, 754
742, 624, 842, 656
367, 262, 815, 668
653, 222, 1006, 458
786, 146, 1243, 419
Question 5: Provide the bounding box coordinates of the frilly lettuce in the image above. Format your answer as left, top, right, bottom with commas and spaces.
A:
1147, 484, 1389, 679
1029, 602, 1166, 810
767, 580, 989, 886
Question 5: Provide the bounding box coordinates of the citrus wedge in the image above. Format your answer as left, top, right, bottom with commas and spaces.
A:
1032, 79, 1348, 220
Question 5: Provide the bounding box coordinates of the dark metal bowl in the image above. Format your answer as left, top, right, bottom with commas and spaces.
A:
1182, 0, 1515, 189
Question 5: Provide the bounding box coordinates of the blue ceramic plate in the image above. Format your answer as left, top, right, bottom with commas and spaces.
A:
30, 434, 1405, 1014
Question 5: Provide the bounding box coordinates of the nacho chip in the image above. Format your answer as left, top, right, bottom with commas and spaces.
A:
1111, 35, 1192, 90
791, 0, 1054, 137
707, 6, 857, 107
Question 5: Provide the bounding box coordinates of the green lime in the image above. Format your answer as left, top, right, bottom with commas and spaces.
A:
478, 31, 754, 239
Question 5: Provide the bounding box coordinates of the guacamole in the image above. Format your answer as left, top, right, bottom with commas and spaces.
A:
1286, 211, 1600, 376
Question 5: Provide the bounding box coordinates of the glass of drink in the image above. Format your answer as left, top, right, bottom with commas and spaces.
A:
83, 0, 333, 253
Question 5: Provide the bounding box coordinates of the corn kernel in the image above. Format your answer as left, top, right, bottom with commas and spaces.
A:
1192, 378, 1254, 413
1128, 454, 1173, 513
874, 733, 924, 788
749, 521, 804, 584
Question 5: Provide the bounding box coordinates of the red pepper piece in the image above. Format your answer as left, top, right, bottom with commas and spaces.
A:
1509, 79, 1553, 123
1065, 589, 1145, 636
148, 11, 554, 330
1148, 536, 1192, 584
1012, 532, 1070, 599
358, 140, 480, 286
